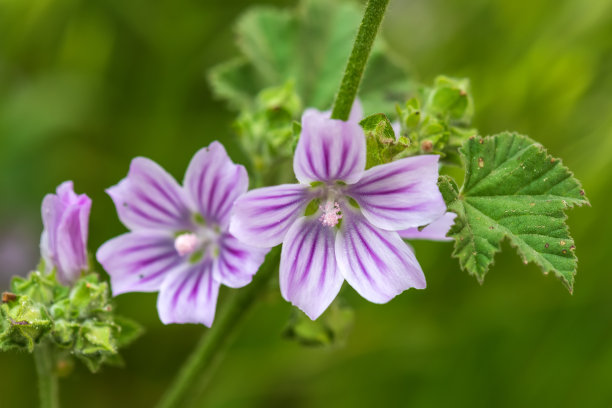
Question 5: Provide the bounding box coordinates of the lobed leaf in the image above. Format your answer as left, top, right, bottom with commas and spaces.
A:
443, 132, 589, 290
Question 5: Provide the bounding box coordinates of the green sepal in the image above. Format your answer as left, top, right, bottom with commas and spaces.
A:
11, 270, 67, 305
395, 76, 478, 165
1, 270, 144, 373
444, 133, 589, 290
233, 81, 302, 186
304, 199, 321, 216
359, 113, 408, 169
283, 301, 354, 347
113, 315, 144, 348
427, 77, 471, 120
0, 295, 52, 352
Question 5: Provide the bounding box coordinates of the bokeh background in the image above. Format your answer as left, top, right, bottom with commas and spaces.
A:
1, 0, 611, 406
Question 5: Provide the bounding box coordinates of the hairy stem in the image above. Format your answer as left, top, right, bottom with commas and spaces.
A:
33, 342, 59, 408
156, 248, 280, 408
331, 0, 390, 120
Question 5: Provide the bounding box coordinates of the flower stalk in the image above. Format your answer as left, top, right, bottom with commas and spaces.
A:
331, 0, 390, 121
33, 341, 59, 408
156, 248, 280, 408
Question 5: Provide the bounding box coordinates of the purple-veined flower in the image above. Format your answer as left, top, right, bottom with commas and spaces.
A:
229, 107, 447, 319
40, 181, 92, 285
96, 142, 269, 326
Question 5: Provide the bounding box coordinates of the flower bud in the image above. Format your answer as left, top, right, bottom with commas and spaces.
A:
40, 181, 91, 285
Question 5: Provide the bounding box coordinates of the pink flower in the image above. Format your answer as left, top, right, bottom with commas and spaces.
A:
97, 143, 268, 326
230, 106, 447, 319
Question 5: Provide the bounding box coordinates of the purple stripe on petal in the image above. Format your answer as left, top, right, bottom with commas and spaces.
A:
293, 109, 366, 185
213, 233, 269, 288
347, 155, 446, 231
183, 142, 248, 228
40, 181, 91, 284
335, 209, 426, 304
229, 184, 313, 248
96, 231, 180, 295
107, 158, 193, 231
279, 216, 343, 320
157, 260, 220, 326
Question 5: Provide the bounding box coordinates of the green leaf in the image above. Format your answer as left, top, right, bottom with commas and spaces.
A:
426, 76, 472, 121
209, 0, 412, 115
444, 133, 589, 290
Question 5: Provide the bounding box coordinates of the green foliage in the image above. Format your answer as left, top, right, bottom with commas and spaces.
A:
1, 271, 143, 372
442, 133, 589, 290
1, 295, 52, 352
359, 113, 408, 169
395, 76, 477, 165
233, 81, 301, 186
359, 76, 478, 168
283, 301, 354, 347
209, 0, 411, 115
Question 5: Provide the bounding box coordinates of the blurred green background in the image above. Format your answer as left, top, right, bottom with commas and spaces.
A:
1, 0, 611, 406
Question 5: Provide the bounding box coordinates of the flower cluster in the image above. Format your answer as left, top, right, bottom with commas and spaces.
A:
89, 104, 450, 324
33, 105, 449, 327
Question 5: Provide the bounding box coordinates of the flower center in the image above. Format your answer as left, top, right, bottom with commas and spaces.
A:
319, 201, 342, 227
174, 233, 200, 256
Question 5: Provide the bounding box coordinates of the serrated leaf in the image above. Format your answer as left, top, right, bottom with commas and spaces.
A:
445, 133, 589, 290
209, 0, 412, 115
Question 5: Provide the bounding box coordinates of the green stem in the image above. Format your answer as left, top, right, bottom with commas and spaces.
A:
33, 342, 59, 408
331, 0, 390, 120
156, 248, 280, 408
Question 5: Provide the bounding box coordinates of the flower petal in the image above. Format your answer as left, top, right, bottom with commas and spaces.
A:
183, 142, 248, 228
40, 181, 91, 284
335, 209, 426, 304
348, 99, 363, 123
293, 109, 366, 184
229, 184, 312, 248
280, 217, 343, 320
54, 203, 91, 283
346, 155, 446, 231
96, 231, 181, 295
157, 259, 220, 326
213, 233, 270, 288
107, 157, 193, 231
391, 120, 401, 140
398, 212, 456, 241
